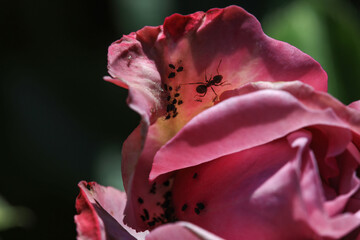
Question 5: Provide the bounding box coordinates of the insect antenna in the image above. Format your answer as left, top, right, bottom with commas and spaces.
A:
216, 59, 222, 75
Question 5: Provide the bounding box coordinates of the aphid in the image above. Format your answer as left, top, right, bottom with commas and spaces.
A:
181, 204, 188, 211
194, 208, 200, 215
196, 202, 205, 210
150, 182, 156, 194
163, 180, 170, 186
164, 191, 172, 199
168, 63, 183, 78
143, 209, 150, 220
174, 93, 180, 97
167, 104, 175, 112
168, 72, 176, 78
161, 200, 170, 208
138, 197, 144, 204
193, 172, 198, 179
165, 103, 177, 120
181, 60, 228, 101
178, 100, 183, 105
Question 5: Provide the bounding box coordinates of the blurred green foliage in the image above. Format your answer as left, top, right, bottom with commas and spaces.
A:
111, 0, 175, 34
0, 197, 34, 231
94, 144, 124, 191
263, 0, 360, 104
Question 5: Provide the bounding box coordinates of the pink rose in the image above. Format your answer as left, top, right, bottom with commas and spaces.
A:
75, 6, 360, 239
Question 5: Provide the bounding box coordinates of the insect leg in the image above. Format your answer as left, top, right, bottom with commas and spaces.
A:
210, 86, 218, 98
196, 92, 207, 98
215, 81, 231, 86
180, 82, 204, 86
216, 59, 222, 75
210, 86, 219, 102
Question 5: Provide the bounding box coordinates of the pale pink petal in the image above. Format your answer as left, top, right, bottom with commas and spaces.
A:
146, 221, 223, 240
224, 81, 360, 151
106, 33, 162, 125
146, 224, 198, 240
74, 181, 147, 240
289, 133, 360, 239
349, 100, 360, 111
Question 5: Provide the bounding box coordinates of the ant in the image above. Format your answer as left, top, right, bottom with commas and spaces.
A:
181, 60, 228, 101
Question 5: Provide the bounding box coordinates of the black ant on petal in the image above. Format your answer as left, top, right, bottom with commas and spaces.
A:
181, 60, 229, 102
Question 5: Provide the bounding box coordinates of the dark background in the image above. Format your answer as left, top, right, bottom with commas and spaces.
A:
1, 0, 359, 239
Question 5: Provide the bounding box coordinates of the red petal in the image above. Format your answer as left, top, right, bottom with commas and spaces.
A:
74, 181, 147, 240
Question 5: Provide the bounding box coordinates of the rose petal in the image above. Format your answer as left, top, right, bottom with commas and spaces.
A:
289, 133, 360, 239
324, 143, 360, 216
146, 221, 223, 240
122, 130, 176, 231
106, 33, 162, 125
171, 132, 307, 239
74, 181, 147, 240
151, 85, 355, 179
347, 190, 360, 214
225, 81, 360, 153
171, 130, 360, 239
349, 100, 360, 111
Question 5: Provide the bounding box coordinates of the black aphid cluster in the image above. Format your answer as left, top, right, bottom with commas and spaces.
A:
180, 172, 206, 215
163, 62, 184, 120
138, 180, 177, 228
